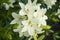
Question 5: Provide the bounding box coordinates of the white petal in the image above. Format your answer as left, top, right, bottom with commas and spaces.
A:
13, 29, 19, 32
33, 12, 37, 17
38, 30, 45, 34
33, 0, 37, 4
10, 19, 17, 24
3, 3, 9, 10
28, 37, 32, 40
19, 32, 23, 37
28, 0, 32, 4
19, 2, 25, 9
6, 4, 9, 10
43, 15, 48, 20
38, 20, 47, 25
47, 5, 52, 9
40, 8, 47, 14
58, 9, 60, 13
22, 20, 28, 26
12, 12, 20, 18
55, 9, 60, 15
36, 28, 44, 34
37, 4, 41, 9
58, 15, 60, 19
21, 26, 28, 32
59, 5, 60, 8
19, 10, 26, 16
28, 13, 33, 19
24, 32, 29, 37
44, 0, 56, 9
41, 20, 47, 25
28, 27, 35, 36
9, 4, 14, 8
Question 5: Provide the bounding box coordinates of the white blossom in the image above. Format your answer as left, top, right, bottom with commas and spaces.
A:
44, 0, 56, 9
10, 12, 21, 24
13, 24, 30, 37
21, 18, 44, 36
3, 0, 15, 10
33, 4, 48, 25
3, 3, 10, 10
19, 0, 38, 16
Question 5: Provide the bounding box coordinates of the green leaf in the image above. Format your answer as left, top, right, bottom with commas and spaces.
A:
52, 17, 59, 22
7, 34, 12, 40
49, 30, 54, 33
13, 24, 19, 29
38, 35, 45, 40
33, 33, 37, 40
41, 25, 51, 30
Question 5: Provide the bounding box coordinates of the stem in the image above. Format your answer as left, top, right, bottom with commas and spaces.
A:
33, 33, 37, 40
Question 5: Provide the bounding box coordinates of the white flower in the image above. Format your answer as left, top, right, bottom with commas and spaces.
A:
33, 4, 48, 25
19, 0, 38, 16
44, 0, 56, 9
10, 12, 21, 24
21, 18, 44, 36
21, 20, 35, 36
3, 3, 10, 10
13, 24, 30, 37
3, 0, 15, 10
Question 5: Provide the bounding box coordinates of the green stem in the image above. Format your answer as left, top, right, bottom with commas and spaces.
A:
33, 33, 37, 40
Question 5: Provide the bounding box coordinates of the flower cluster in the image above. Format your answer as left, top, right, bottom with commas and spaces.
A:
10, 0, 48, 39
